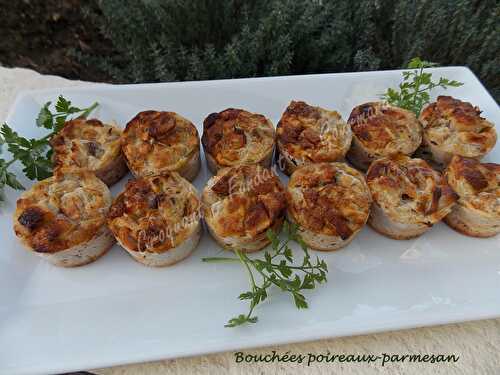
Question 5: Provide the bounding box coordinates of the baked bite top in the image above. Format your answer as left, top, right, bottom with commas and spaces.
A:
419, 96, 497, 158
203, 165, 286, 239
348, 102, 422, 156
366, 154, 457, 225
445, 156, 500, 217
108, 173, 200, 253
276, 100, 351, 162
51, 118, 122, 173
287, 163, 371, 239
122, 111, 199, 177
201, 108, 275, 167
13, 169, 112, 253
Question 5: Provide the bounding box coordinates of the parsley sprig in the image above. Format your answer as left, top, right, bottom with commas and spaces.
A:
203, 221, 328, 327
0, 96, 98, 203
381, 57, 463, 116
36, 96, 98, 133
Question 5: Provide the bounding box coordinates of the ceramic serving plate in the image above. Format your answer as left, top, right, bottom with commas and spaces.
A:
1, 67, 499, 375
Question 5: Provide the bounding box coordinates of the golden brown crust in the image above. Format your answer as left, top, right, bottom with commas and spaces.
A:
445, 156, 500, 217
348, 102, 422, 157
51, 118, 126, 185
201, 108, 275, 169
420, 96, 497, 159
13, 169, 112, 254
202, 165, 286, 241
276, 101, 351, 169
107, 173, 201, 254
121, 111, 200, 179
287, 163, 371, 239
366, 154, 457, 225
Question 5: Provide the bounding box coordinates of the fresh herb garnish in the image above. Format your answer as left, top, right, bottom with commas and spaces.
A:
381, 57, 463, 116
203, 221, 328, 327
0, 96, 98, 203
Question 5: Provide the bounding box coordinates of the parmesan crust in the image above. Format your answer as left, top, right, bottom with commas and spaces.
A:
276, 101, 352, 175
444, 156, 500, 237
419, 96, 497, 166
287, 162, 371, 251
122, 111, 201, 181
51, 118, 128, 186
202, 164, 286, 253
201, 108, 275, 174
13, 169, 114, 267
107, 173, 202, 266
347, 102, 422, 171
366, 154, 457, 239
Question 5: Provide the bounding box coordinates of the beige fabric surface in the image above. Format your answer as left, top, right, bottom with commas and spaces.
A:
1, 66, 499, 375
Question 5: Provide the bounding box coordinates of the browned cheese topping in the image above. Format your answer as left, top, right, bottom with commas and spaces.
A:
287, 163, 371, 239
201, 108, 275, 167
367, 154, 458, 224
203, 164, 286, 238
348, 102, 422, 156
108, 173, 200, 252
122, 111, 199, 176
51, 118, 122, 172
420, 96, 497, 157
277, 100, 351, 162
445, 155, 500, 217
13, 169, 111, 253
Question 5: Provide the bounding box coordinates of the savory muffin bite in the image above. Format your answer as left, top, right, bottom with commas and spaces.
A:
276, 100, 352, 175
51, 118, 128, 186
13, 169, 114, 267
107, 173, 202, 266
419, 96, 497, 166
287, 162, 371, 251
366, 154, 457, 240
202, 164, 286, 252
444, 156, 500, 237
201, 108, 275, 174
347, 102, 422, 171
122, 111, 200, 181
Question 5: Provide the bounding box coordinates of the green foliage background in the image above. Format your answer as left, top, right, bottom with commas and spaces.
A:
79, 0, 500, 100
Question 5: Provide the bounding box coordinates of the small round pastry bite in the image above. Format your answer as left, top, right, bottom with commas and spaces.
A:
201, 108, 275, 174
202, 164, 286, 252
444, 156, 500, 237
287, 162, 371, 251
51, 118, 128, 186
122, 111, 201, 181
347, 102, 422, 171
13, 169, 114, 267
366, 154, 458, 240
419, 96, 497, 166
107, 173, 202, 267
276, 100, 352, 175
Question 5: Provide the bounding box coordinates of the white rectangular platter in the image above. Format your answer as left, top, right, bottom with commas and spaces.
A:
1, 67, 499, 375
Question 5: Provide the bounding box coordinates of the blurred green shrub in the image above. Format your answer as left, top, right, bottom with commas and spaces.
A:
80, 0, 499, 100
